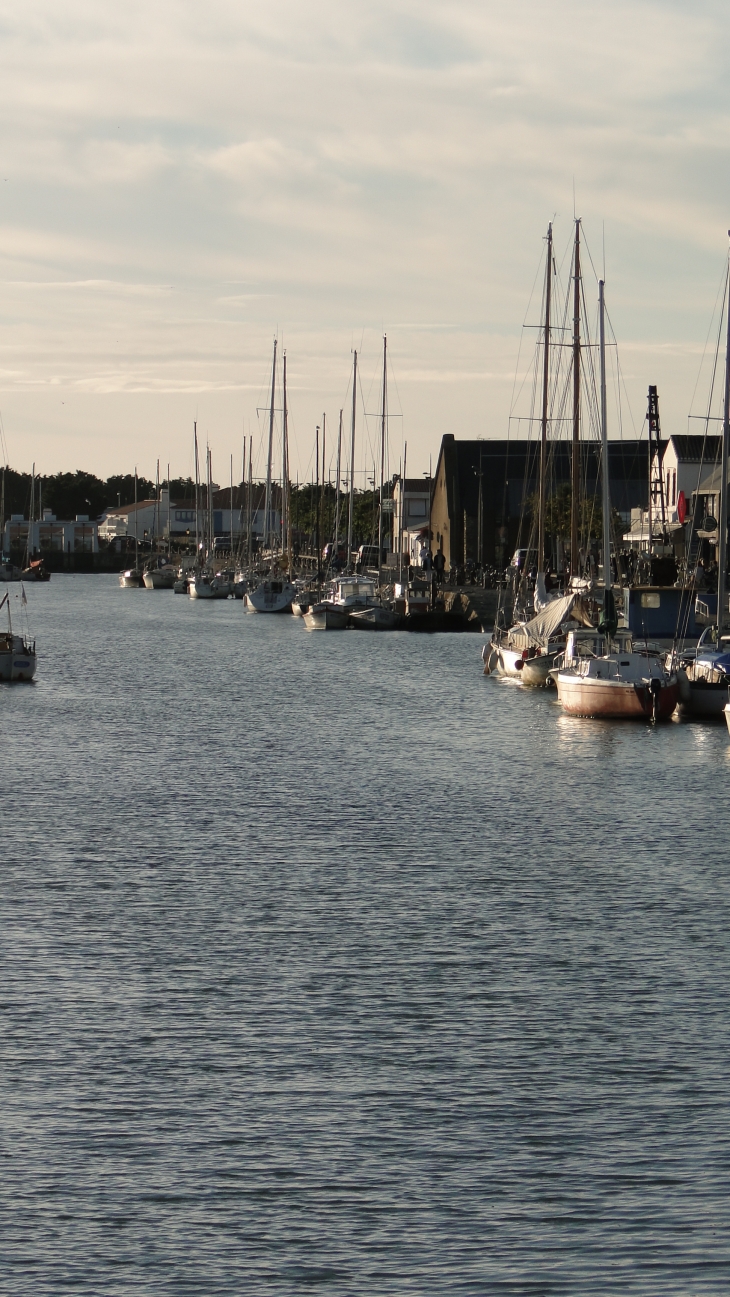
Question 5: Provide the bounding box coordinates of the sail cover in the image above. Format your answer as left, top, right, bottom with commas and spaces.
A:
520, 592, 576, 643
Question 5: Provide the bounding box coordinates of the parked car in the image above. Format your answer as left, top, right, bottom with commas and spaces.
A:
356, 544, 387, 570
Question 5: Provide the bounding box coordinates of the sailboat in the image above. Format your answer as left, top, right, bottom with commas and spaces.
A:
245, 340, 296, 613
490, 223, 576, 680
673, 258, 730, 717
119, 470, 144, 586
0, 588, 36, 680
555, 281, 678, 719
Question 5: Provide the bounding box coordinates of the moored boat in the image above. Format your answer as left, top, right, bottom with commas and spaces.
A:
303, 600, 349, 630
0, 590, 36, 681
245, 579, 296, 613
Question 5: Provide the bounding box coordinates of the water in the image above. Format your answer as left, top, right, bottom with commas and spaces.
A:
3, 575, 730, 1295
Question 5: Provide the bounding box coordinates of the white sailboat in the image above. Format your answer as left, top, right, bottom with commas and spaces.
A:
0, 588, 36, 681
244, 340, 296, 613
555, 280, 679, 720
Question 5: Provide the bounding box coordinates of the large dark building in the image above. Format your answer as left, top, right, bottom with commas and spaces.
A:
430, 435, 649, 570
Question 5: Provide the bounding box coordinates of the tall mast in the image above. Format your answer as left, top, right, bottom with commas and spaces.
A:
571, 220, 581, 577
717, 257, 730, 634
321, 413, 326, 573
347, 350, 357, 571
264, 339, 277, 555
537, 224, 552, 576
230, 453, 234, 555
599, 280, 611, 593
167, 462, 171, 558
334, 409, 343, 550
134, 466, 138, 568
282, 350, 288, 558
155, 459, 160, 553
315, 424, 320, 584
378, 335, 387, 578
194, 422, 200, 561
247, 435, 253, 563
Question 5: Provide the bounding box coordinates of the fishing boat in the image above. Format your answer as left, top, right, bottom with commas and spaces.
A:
0, 589, 36, 681
303, 600, 349, 630
555, 280, 679, 720
349, 604, 401, 630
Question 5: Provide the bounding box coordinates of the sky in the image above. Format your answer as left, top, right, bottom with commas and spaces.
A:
0, 0, 729, 485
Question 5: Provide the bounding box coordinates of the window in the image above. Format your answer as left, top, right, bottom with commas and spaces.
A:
673, 471, 677, 506
407, 500, 427, 518
641, 592, 661, 608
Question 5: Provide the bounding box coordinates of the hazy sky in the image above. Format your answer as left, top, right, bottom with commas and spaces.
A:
0, 0, 729, 484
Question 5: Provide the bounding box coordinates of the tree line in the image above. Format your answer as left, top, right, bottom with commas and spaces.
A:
0, 467, 393, 548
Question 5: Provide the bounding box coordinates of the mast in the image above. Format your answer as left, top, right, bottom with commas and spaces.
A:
194, 422, 200, 561
571, 220, 581, 577
167, 462, 171, 558
315, 424, 320, 584
207, 445, 212, 560
717, 257, 730, 634
537, 224, 552, 576
321, 414, 326, 574
247, 435, 253, 563
230, 454, 234, 555
134, 466, 138, 569
599, 280, 611, 593
282, 351, 289, 564
400, 440, 407, 582
334, 409, 342, 552
347, 350, 357, 571
378, 335, 387, 579
155, 459, 160, 554
264, 339, 277, 557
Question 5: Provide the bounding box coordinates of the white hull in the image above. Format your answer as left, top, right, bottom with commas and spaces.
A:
143, 567, 176, 589
0, 635, 36, 681
119, 570, 144, 587
189, 577, 232, 599
245, 582, 295, 613
303, 602, 349, 630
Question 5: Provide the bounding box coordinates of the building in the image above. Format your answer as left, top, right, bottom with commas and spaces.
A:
99, 486, 280, 545
4, 510, 98, 555
392, 476, 432, 562
650, 434, 721, 528
429, 435, 648, 571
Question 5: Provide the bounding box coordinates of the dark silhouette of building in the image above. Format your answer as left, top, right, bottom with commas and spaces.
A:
430, 435, 648, 570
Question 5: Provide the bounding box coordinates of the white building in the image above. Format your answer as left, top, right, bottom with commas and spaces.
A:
4, 510, 98, 554
392, 476, 432, 560
650, 434, 721, 527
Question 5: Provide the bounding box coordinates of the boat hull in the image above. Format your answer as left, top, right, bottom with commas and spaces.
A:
119, 571, 144, 587
303, 603, 349, 631
143, 568, 176, 589
245, 583, 295, 613
0, 637, 36, 681
349, 606, 400, 630
677, 682, 730, 718
556, 675, 678, 719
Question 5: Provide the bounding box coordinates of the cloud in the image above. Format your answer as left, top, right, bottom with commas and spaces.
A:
0, 0, 727, 474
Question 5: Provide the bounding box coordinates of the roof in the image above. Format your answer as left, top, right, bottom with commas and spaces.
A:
667, 434, 722, 463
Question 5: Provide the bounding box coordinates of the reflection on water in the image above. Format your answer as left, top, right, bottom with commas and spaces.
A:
3, 575, 730, 1295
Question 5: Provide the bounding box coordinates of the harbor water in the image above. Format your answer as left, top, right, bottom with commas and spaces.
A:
3, 574, 730, 1294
